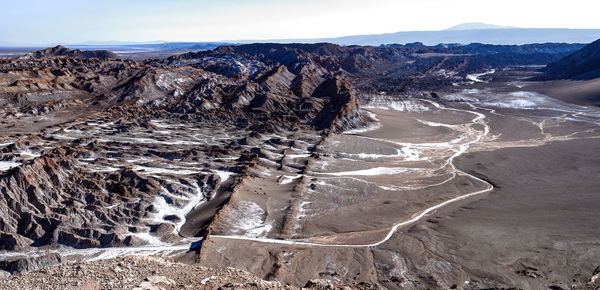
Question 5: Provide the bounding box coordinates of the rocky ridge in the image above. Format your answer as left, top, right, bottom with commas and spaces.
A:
162, 42, 584, 93
542, 38, 600, 80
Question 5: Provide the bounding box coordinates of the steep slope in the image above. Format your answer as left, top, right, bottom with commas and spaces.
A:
543, 38, 600, 80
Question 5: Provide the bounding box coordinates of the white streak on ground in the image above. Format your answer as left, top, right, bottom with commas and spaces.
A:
339, 149, 403, 160
151, 184, 204, 233
466, 69, 495, 83
132, 165, 201, 176
417, 120, 459, 128
278, 174, 302, 185
285, 154, 311, 158
18, 149, 41, 159
219, 201, 273, 238
214, 170, 234, 182
319, 166, 416, 176
0, 161, 20, 171
0, 237, 202, 262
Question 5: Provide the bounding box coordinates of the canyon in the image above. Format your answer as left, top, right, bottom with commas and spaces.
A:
0, 42, 599, 289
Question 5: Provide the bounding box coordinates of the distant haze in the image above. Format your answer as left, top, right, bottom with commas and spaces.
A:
268, 28, 600, 46
1, 0, 599, 46
445, 23, 517, 31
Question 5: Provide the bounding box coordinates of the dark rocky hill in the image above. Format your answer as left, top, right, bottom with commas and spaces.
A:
19, 45, 120, 60
542, 38, 600, 80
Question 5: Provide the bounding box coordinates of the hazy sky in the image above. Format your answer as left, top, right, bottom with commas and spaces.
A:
2, 0, 599, 45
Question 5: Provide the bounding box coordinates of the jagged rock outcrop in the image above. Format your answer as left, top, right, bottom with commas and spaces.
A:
0, 254, 62, 274
163, 42, 583, 93
0, 232, 31, 251
0, 56, 141, 110
0, 144, 216, 248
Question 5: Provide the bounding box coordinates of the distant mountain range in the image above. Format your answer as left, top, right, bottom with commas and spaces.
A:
66, 42, 233, 52
3, 23, 599, 50
444, 22, 518, 31
148, 23, 600, 48
257, 24, 600, 46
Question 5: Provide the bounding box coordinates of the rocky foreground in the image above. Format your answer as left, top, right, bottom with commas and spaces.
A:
0, 257, 598, 290
0, 256, 373, 289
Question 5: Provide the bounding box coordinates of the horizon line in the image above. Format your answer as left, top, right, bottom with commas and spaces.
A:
3, 25, 600, 47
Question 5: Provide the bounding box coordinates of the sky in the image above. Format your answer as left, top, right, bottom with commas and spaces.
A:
1, 0, 599, 45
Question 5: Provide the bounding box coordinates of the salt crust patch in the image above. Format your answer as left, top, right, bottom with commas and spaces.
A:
221, 201, 272, 238
0, 161, 21, 171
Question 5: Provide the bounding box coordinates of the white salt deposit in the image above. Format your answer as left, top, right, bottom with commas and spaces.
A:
364, 99, 431, 113
466, 69, 495, 82
150, 184, 204, 234
214, 170, 234, 182
133, 165, 201, 175
278, 174, 302, 185
0, 161, 21, 171
19, 149, 40, 158
222, 201, 272, 238
322, 166, 412, 176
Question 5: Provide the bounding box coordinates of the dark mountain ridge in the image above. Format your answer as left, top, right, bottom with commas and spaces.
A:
542, 38, 600, 80
251, 28, 600, 46
162, 42, 584, 93
19, 45, 120, 60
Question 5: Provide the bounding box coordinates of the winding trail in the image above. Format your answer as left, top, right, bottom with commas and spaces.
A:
210, 100, 495, 248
